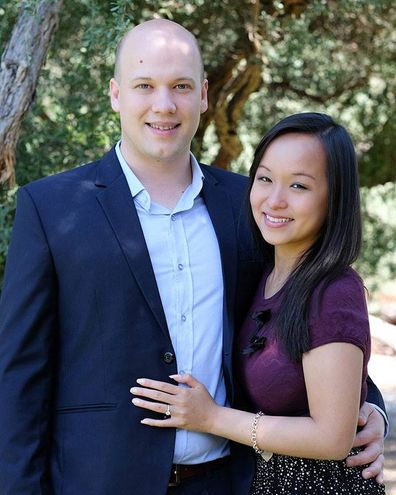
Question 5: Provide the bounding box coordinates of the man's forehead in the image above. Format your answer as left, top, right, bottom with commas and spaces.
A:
119, 38, 200, 79
122, 32, 197, 59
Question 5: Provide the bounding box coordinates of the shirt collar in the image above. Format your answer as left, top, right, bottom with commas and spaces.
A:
115, 141, 145, 199
115, 141, 204, 213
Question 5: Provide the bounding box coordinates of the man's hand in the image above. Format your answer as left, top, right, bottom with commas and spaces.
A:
347, 402, 385, 484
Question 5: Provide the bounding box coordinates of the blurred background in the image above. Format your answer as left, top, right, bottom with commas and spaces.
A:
0, 0, 395, 491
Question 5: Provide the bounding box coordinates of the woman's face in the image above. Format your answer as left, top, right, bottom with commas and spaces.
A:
250, 132, 329, 258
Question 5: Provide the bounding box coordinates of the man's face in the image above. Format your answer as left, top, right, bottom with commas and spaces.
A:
110, 25, 208, 168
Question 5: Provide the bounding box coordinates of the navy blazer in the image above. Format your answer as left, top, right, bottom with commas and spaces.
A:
0, 148, 264, 495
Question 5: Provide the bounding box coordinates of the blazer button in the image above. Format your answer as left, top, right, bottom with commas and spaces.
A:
163, 352, 175, 364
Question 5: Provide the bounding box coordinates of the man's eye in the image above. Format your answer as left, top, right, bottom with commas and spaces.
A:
175, 84, 190, 90
136, 84, 150, 89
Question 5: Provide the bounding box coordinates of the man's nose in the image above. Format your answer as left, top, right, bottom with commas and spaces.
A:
151, 88, 176, 114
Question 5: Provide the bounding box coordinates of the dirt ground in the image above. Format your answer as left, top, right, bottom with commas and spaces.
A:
369, 316, 396, 494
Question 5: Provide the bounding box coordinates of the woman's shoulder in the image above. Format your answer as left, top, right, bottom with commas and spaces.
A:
308, 268, 370, 351
312, 267, 366, 312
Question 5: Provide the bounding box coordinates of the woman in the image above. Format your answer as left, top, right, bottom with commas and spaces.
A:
131, 113, 386, 494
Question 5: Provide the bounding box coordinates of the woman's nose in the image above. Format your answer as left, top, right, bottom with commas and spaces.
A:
267, 187, 288, 209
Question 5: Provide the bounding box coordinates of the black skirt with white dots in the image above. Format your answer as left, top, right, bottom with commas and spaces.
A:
250, 449, 386, 495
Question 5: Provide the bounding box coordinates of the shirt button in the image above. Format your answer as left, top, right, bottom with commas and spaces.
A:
181, 315, 187, 322
178, 264, 184, 270
171, 214, 176, 221
163, 352, 175, 364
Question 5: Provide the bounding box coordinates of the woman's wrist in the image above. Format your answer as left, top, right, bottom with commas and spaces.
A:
206, 404, 254, 448
205, 403, 228, 436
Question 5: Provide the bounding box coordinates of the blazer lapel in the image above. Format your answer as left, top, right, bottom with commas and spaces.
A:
200, 168, 238, 341
95, 149, 169, 338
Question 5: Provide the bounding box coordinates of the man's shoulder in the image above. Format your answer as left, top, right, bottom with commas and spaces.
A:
25, 161, 96, 190
23, 147, 118, 194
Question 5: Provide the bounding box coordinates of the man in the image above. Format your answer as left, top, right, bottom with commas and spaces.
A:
0, 19, 386, 495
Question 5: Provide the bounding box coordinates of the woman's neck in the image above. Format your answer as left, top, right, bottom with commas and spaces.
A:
265, 250, 300, 299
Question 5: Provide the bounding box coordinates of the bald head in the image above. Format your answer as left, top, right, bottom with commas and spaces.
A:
114, 19, 204, 82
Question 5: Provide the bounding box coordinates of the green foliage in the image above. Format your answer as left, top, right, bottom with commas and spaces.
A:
0, 0, 18, 48
355, 183, 396, 295
233, 0, 396, 176
360, 113, 396, 187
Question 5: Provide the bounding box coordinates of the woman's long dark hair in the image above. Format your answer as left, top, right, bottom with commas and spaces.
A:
248, 112, 362, 361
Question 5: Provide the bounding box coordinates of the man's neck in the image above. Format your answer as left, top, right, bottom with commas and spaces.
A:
119, 143, 193, 210
143, 172, 191, 210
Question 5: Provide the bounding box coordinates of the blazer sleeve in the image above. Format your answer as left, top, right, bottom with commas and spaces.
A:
366, 375, 388, 433
0, 187, 57, 494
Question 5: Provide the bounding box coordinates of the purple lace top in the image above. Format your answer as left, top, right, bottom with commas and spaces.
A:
234, 267, 370, 415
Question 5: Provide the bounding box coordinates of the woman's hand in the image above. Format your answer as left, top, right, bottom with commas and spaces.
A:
130, 374, 221, 432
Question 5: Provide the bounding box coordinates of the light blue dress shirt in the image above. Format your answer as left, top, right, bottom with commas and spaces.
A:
116, 143, 230, 463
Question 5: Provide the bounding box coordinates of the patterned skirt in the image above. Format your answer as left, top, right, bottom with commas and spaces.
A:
250, 448, 386, 495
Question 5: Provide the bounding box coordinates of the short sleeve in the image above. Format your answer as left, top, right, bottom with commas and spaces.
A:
308, 269, 370, 356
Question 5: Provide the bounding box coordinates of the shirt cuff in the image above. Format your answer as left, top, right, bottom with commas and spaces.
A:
368, 402, 389, 438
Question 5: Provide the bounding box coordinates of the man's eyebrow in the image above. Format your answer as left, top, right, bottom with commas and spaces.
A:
173, 78, 196, 84
131, 77, 152, 82
130, 77, 196, 84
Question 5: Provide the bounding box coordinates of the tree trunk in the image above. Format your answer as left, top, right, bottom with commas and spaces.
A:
213, 60, 262, 169
0, 0, 63, 187
195, 0, 264, 169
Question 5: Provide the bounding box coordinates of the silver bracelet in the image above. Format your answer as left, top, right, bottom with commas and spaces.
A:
251, 411, 265, 454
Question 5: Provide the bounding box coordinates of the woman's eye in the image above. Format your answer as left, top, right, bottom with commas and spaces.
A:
291, 183, 307, 190
257, 176, 271, 183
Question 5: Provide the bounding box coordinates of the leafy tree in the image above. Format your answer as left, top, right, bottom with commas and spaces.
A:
0, 0, 63, 186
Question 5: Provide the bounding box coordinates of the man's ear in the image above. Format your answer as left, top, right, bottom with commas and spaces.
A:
200, 79, 208, 114
109, 78, 120, 113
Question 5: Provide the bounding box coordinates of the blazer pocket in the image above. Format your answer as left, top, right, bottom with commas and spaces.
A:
56, 403, 117, 414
